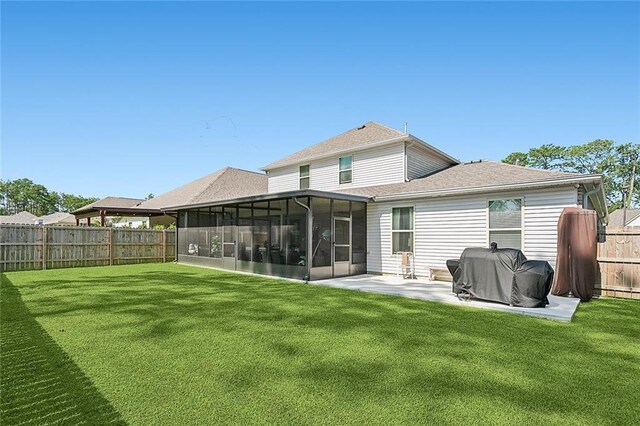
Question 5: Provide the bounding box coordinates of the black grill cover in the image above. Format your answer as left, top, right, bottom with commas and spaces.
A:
512, 260, 554, 308
452, 247, 553, 308
446, 259, 461, 292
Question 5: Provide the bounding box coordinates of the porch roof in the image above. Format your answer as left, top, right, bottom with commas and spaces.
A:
163, 189, 370, 211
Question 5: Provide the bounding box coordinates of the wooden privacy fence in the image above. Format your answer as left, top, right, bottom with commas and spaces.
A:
597, 227, 640, 299
0, 224, 175, 272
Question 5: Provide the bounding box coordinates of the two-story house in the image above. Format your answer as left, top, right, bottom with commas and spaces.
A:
166, 122, 608, 281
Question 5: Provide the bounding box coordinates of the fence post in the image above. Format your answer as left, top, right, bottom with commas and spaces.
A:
109, 227, 113, 266
162, 229, 166, 263
42, 226, 47, 270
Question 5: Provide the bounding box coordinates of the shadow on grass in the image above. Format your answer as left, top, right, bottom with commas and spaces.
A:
0, 275, 125, 425
4, 264, 640, 424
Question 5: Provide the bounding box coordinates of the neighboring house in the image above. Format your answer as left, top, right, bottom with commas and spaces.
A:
608, 209, 640, 227
2, 211, 85, 226
108, 216, 150, 228
164, 121, 609, 281
36, 212, 77, 225
0, 211, 38, 224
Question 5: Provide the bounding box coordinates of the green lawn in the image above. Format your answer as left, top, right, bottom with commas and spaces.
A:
1, 264, 639, 425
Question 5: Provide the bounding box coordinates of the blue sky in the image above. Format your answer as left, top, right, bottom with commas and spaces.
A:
2, 1, 639, 199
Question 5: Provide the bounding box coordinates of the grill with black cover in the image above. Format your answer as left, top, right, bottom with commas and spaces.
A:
448, 246, 553, 308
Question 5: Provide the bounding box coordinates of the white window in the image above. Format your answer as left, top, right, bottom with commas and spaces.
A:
339, 156, 352, 184
488, 198, 522, 250
299, 165, 310, 189
392, 207, 414, 253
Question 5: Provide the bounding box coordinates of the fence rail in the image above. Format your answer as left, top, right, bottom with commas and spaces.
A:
597, 227, 640, 299
0, 224, 175, 272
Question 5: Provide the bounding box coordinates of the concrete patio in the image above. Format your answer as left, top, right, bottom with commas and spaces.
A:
313, 274, 581, 322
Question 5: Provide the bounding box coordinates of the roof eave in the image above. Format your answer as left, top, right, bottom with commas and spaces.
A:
163, 189, 371, 211
582, 180, 609, 225
406, 135, 460, 165
260, 134, 411, 171
372, 175, 604, 202
72, 206, 164, 217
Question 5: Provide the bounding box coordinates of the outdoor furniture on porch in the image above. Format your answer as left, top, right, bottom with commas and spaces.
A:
396, 252, 415, 279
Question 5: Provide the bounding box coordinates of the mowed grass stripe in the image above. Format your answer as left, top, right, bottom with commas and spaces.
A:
1, 263, 639, 425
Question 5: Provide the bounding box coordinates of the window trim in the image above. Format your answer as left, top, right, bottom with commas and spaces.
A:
338, 155, 353, 185
299, 164, 310, 190
486, 197, 524, 251
391, 205, 415, 254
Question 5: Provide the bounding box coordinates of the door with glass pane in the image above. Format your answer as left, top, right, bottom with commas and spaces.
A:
333, 217, 351, 277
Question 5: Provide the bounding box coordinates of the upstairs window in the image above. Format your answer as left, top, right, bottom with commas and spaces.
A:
299, 165, 310, 189
339, 156, 352, 184
392, 207, 414, 253
488, 198, 522, 249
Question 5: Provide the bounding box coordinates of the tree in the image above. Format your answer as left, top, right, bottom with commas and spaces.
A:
528, 144, 567, 170
503, 152, 529, 167
145, 193, 155, 200
0, 178, 98, 215
0, 180, 9, 215
1, 178, 55, 215
59, 193, 99, 212
503, 140, 640, 210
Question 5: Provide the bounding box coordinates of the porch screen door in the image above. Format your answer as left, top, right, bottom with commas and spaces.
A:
333, 217, 350, 277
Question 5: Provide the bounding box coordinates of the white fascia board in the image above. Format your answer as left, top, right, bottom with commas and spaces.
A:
406, 135, 461, 165
372, 175, 603, 202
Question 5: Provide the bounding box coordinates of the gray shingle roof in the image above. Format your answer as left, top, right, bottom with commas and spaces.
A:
137, 167, 268, 210
261, 121, 407, 170
38, 212, 77, 225
72, 197, 145, 214
0, 211, 38, 224
608, 209, 640, 227
339, 160, 599, 198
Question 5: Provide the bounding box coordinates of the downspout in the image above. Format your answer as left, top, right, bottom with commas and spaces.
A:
403, 141, 407, 181
584, 182, 609, 225
404, 139, 417, 182
293, 197, 312, 282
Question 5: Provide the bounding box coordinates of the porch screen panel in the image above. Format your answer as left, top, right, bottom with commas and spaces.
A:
238, 205, 253, 261
252, 202, 269, 263
222, 208, 236, 258
286, 198, 308, 267
352, 202, 366, 265
269, 200, 286, 264
311, 198, 331, 267
210, 208, 223, 258
197, 209, 211, 257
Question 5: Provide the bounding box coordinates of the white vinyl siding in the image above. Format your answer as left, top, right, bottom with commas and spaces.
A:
522, 187, 578, 266
406, 143, 453, 180
267, 143, 405, 193
366, 186, 577, 276
268, 166, 300, 193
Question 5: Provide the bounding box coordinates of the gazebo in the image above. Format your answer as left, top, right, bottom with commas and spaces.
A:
71, 197, 162, 226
